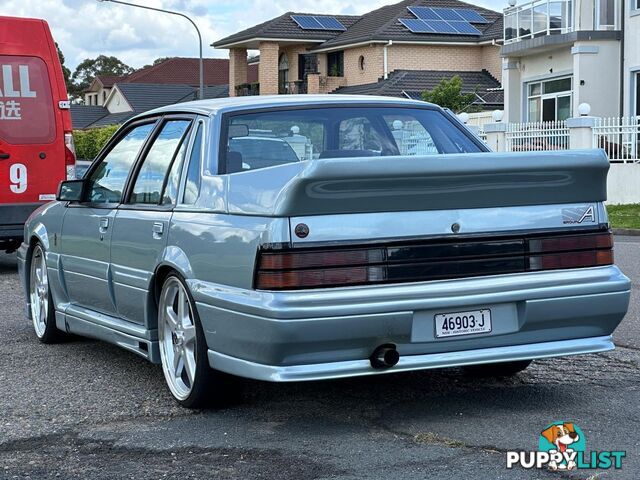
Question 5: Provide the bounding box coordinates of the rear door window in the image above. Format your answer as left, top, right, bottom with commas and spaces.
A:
129, 119, 191, 205
183, 121, 203, 204
0, 56, 55, 144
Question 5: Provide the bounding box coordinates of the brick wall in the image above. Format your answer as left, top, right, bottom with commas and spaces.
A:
481, 45, 502, 82
258, 42, 280, 95
387, 44, 484, 73
228, 48, 247, 97
249, 41, 503, 96
281, 45, 309, 81
343, 45, 385, 86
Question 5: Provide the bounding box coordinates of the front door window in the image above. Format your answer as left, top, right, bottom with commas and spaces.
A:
85, 122, 155, 203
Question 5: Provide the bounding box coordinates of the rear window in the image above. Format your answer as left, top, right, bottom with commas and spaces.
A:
223, 106, 483, 173
0, 56, 55, 144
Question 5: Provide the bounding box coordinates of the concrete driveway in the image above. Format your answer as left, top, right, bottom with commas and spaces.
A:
1, 237, 638, 479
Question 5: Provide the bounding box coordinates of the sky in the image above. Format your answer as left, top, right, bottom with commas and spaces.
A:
0, 0, 508, 71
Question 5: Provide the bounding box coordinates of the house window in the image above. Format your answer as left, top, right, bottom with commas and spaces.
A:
358, 55, 365, 71
595, 0, 617, 29
527, 77, 572, 122
327, 51, 344, 77
278, 53, 289, 94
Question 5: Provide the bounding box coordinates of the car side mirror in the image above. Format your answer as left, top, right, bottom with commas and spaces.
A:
57, 180, 85, 202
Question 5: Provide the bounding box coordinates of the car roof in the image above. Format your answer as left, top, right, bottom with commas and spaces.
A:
136, 94, 439, 119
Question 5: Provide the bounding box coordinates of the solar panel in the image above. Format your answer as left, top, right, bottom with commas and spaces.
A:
430, 8, 465, 22
291, 15, 324, 29
407, 6, 440, 20
408, 6, 489, 24
316, 16, 347, 30
454, 9, 489, 23
449, 21, 483, 35
424, 19, 459, 34
401, 18, 482, 36
291, 15, 346, 30
399, 18, 435, 33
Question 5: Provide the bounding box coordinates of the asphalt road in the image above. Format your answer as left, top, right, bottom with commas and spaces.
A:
1, 237, 639, 479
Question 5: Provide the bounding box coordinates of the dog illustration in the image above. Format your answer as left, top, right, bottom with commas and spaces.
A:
541, 423, 580, 470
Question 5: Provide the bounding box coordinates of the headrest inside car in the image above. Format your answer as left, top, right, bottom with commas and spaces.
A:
227, 151, 244, 173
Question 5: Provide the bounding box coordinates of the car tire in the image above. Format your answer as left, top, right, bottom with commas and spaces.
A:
157, 273, 241, 409
29, 243, 63, 343
463, 360, 532, 377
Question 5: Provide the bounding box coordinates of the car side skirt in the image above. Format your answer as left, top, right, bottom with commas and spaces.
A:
207, 335, 614, 382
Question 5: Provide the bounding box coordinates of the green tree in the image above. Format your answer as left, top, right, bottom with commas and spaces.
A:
421, 76, 480, 113
73, 125, 119, 160
70, 55, 135, 98
140, 57, 171, 70
55, 42, 72, 94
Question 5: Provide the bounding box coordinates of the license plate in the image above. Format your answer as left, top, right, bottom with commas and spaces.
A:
435, 309, 492, 338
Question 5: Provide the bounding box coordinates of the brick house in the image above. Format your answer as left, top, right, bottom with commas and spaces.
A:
213, 0, 504, 104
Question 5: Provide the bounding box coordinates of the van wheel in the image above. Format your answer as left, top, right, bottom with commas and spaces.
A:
157, 273, 241, 408
29, 243, 63, 343
463, 360, 532, 377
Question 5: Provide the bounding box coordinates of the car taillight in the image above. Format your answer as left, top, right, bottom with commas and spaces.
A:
256, 247, 386, 290
527, 232, 613, 271
64, 132, 76, 180
254, 231, 615, 291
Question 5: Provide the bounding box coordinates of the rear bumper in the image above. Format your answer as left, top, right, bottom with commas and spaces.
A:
208, 335, 615, 382
189, 265, 630, 381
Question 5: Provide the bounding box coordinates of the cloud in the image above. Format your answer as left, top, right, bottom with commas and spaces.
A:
0, 0, 507, 71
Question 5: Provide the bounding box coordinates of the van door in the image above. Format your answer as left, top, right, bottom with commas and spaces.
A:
0, 55, 65, 205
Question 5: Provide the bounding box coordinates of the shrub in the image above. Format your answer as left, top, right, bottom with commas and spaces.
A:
73, 125, 119, 160
421, 76, 480, 113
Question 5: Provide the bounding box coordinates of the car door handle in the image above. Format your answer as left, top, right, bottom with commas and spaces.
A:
0, 153, 10, 160
99, 217, 109, 231
152, 222, 164, 239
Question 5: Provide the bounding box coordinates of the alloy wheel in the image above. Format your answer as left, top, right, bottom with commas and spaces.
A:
29, 245, 49, 338
158, 277, 198, 401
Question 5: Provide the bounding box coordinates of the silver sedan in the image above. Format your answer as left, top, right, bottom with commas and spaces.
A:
18, 96, 630, 408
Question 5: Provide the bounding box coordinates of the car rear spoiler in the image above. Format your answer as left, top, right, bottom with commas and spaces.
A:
226, 149, 609, 217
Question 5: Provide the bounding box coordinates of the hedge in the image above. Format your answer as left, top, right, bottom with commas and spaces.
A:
73, 125, 119, 160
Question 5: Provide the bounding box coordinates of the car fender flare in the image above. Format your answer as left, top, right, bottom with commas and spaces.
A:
156, 246, 194, 279
30, 222, 50, 252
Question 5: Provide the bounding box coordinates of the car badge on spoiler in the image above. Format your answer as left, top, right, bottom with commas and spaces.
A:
562, 206, 595, 224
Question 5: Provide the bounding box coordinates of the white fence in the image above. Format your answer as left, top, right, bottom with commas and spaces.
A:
481, 114, 640, 203
505, 121, 570, 152
592, 116, 640, 163
392, 123, 439, 155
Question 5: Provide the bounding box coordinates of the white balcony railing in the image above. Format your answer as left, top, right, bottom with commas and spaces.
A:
504, 0, 574, 44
